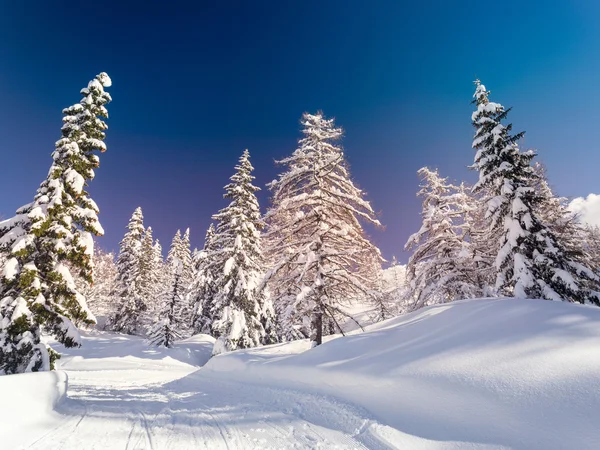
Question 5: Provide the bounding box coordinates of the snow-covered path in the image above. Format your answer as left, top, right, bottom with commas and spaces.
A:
17, 333, 385, 450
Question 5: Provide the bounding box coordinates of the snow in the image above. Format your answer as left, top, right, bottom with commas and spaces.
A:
0, 371, 68, 449
205, 298, 600, 449
2, 299, 600, 449
2, 257, 19, 280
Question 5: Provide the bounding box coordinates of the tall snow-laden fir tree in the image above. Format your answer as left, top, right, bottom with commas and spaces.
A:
405, 167, 482, 311
0, 72, 112, 374
208, 150, 275, 355
108, 207, 147, 334
471, 80, 599, 304
264, 112, 382, 346
147, 233, 189, 347
190, 223, 218, 335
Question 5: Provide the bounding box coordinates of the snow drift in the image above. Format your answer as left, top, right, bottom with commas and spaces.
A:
0, 370, 68, 448
205, 298, 600, 449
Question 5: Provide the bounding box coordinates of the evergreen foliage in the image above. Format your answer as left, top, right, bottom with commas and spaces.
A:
108, 207, 147, 334
264, 112, 382, 346
147, 233, 189, 347
208, 150, 273, 355
0, 73, 112, 374
190, 224, 218, 335
405, 167, 482, 310
75, 246, 118, 324
471, 80, 599, 304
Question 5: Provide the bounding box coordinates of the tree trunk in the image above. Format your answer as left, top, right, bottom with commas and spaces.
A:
311, 302, 323, 347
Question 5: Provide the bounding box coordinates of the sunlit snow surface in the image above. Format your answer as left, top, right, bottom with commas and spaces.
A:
2, 298, 600, 449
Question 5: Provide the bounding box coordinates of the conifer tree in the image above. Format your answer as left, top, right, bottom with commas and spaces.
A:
108, 207, 147, 334
405, 167, 481, 310
139, 227, 160, 310
147, 233, 188, 347
209, 150, 273, 355
471, 80, 599, 304
75, 247, 118, 325
190, 224, 218, 335
0, 72, 112, 374
264, 112, 382, 346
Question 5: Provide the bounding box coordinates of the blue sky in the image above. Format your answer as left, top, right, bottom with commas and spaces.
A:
1, 1, 599, 262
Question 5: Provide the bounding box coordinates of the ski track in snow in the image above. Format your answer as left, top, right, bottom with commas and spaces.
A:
17, 333, 390, 450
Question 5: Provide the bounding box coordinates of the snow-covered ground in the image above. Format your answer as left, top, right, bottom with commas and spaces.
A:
2, 298, 600, 449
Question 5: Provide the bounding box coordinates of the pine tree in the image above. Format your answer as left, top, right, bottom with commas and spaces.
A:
209, 150, 273, 355
404, 167, 481, 310
108, 207, 147, 334
178, 228, 195, 330
190, 223, 218, 335
147, 233, 188, 348
0, 72, 112, 374
151, 238, 166, 302
264, 112, 382, 346
471, 80, 599, 304
139, 227, 161, 312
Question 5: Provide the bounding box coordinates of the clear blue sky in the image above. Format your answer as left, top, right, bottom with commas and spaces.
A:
1, 1, 598, 263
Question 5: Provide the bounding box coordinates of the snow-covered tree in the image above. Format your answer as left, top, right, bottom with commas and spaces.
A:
0, 72, 112, 374
471, 80, 599, 304
405, 167, 482, 311
180, 229, 194, 287
190, 224, 218, 335
108, 207, 147, 334
152, 238, 166, 295
138, 227, 161, 315
584, 226, 600, 274
163, 228, 194, 335
208, 150, 274, 355
147, 233, 189, 347
264, 112, 382, 346
75, 246, 117, 325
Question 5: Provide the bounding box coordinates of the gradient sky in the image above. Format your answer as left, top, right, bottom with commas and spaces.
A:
1, 1, 599, 263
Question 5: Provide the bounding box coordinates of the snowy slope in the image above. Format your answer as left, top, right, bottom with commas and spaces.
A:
205, 298, 600, 449
1, 331, 379, 449
2, 298, 600, 449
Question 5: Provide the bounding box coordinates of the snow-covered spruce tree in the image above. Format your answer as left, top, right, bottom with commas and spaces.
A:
0, 72, 112, 374
147, 233, 189, 347
163, 228, 194, 335
471, 80, 599, 304
108, 207, 147, 334
178, 228, 195, 329
264, 112, 382, 346
189, 223, 218, 335
209, 150, 275, 355
404, 167, 481, 311
152, 238, 166, 297
180, 229, 194, 286
75, 246, 117, 326
138, 226, 161, 318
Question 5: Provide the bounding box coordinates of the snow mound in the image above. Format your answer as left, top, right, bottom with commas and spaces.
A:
0, 371, 68, 448
53, 330, 216, 372
205, 298, 600, 449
